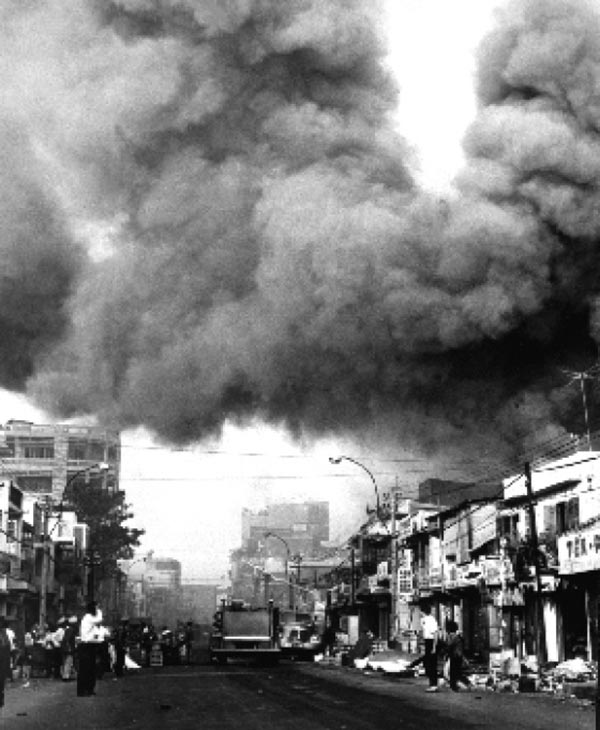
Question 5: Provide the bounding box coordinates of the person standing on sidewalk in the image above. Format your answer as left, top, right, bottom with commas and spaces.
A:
77, 602, 103, 697
420, 605, 440, 692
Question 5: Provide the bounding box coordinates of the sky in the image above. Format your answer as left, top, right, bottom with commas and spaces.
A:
1, 0, 508, 581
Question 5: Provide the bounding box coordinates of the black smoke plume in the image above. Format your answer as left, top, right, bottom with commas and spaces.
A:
1, 0, 598, 465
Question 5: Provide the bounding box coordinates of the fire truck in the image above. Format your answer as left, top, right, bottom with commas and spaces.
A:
278, 610, 322, 660
209, 599, 281, 664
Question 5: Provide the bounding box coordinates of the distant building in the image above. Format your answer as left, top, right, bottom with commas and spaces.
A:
232, 501, 330, 610
241, 501, 329, 557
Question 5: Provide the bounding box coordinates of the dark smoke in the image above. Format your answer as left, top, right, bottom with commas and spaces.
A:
0, 0, 598, 463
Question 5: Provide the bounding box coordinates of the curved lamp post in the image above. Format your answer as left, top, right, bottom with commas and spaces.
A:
264, 531, 292, 609
329, 455, 381, 517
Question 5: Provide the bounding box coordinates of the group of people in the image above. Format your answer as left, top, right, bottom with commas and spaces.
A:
0, 601, 136, 708
413, 604, 471, 693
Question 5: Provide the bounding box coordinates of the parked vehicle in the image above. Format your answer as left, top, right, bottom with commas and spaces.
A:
209, 599, 281, 664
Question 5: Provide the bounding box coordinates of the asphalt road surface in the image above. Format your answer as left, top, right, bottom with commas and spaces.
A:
0, 661, 595, 730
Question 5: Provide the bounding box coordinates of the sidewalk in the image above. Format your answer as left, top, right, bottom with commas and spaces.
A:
314, 646, 598, 706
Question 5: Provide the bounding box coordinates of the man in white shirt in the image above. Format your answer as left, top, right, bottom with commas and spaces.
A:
77, 602, 103, 697
5, 626, 15, 681
420, 605, 439, 692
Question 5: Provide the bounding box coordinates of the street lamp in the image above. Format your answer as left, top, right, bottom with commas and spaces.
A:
264, 532, 292, 609
329, 455, 381, 517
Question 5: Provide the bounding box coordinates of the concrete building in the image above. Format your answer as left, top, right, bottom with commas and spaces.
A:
0, 419, 120, 502
241, 501, 329, 556
231, 501, 330, 611
0, 420, 121, 629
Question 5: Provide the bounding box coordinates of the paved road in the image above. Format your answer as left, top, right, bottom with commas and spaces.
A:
0, 661, 595, 729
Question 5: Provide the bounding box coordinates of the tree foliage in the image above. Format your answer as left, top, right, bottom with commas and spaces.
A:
67, 483, 144, 572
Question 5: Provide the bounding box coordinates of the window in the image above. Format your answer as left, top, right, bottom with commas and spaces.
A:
6, 519, 17, 541
556, 497, 579, 533
89, 442, 106, 462
16, 476, 53, 494
21, 438, 54, 459
67, 440, 88, 461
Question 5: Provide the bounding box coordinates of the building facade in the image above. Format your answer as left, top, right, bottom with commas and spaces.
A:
0, 420, 121, 634
324, 453, 600, 666
0, 419, 120, 501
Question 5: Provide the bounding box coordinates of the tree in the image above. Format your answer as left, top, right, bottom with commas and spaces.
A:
67, 483, 144, 582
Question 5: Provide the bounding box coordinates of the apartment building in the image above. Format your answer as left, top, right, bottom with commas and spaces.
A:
0, 419, 120, 501
0, 420, 121, 632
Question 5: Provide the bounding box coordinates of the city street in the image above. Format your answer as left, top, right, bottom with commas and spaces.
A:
0, 660, 595, 730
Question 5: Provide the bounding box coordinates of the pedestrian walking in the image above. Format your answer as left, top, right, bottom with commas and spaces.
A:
445, 620, 471, 692
0, 617, 12, 710
77, 602, 103, 697
420, 605, 440, 692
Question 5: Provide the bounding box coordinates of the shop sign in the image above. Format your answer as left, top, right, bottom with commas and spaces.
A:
558, 526, 600, 574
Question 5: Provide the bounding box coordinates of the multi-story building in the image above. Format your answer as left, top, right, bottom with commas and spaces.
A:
241, 502, 329, 557
232, 501, 330, 610
0, 480, 29, 632
500, 451, 600, 663
0, 420, 120, 501
0, 420, 121, 630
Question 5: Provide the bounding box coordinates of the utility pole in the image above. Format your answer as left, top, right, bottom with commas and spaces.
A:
524, 462, 546, 668
350, 548, 356, 607
38, 502, 50, 628
390, 489, 398, 647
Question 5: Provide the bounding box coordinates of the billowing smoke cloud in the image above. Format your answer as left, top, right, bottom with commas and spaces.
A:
1, 0, 599, 463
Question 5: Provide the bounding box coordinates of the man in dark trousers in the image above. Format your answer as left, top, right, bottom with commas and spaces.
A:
77, 602, 103, 697
409, 604, 440, 691
445, 620, 471, 691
